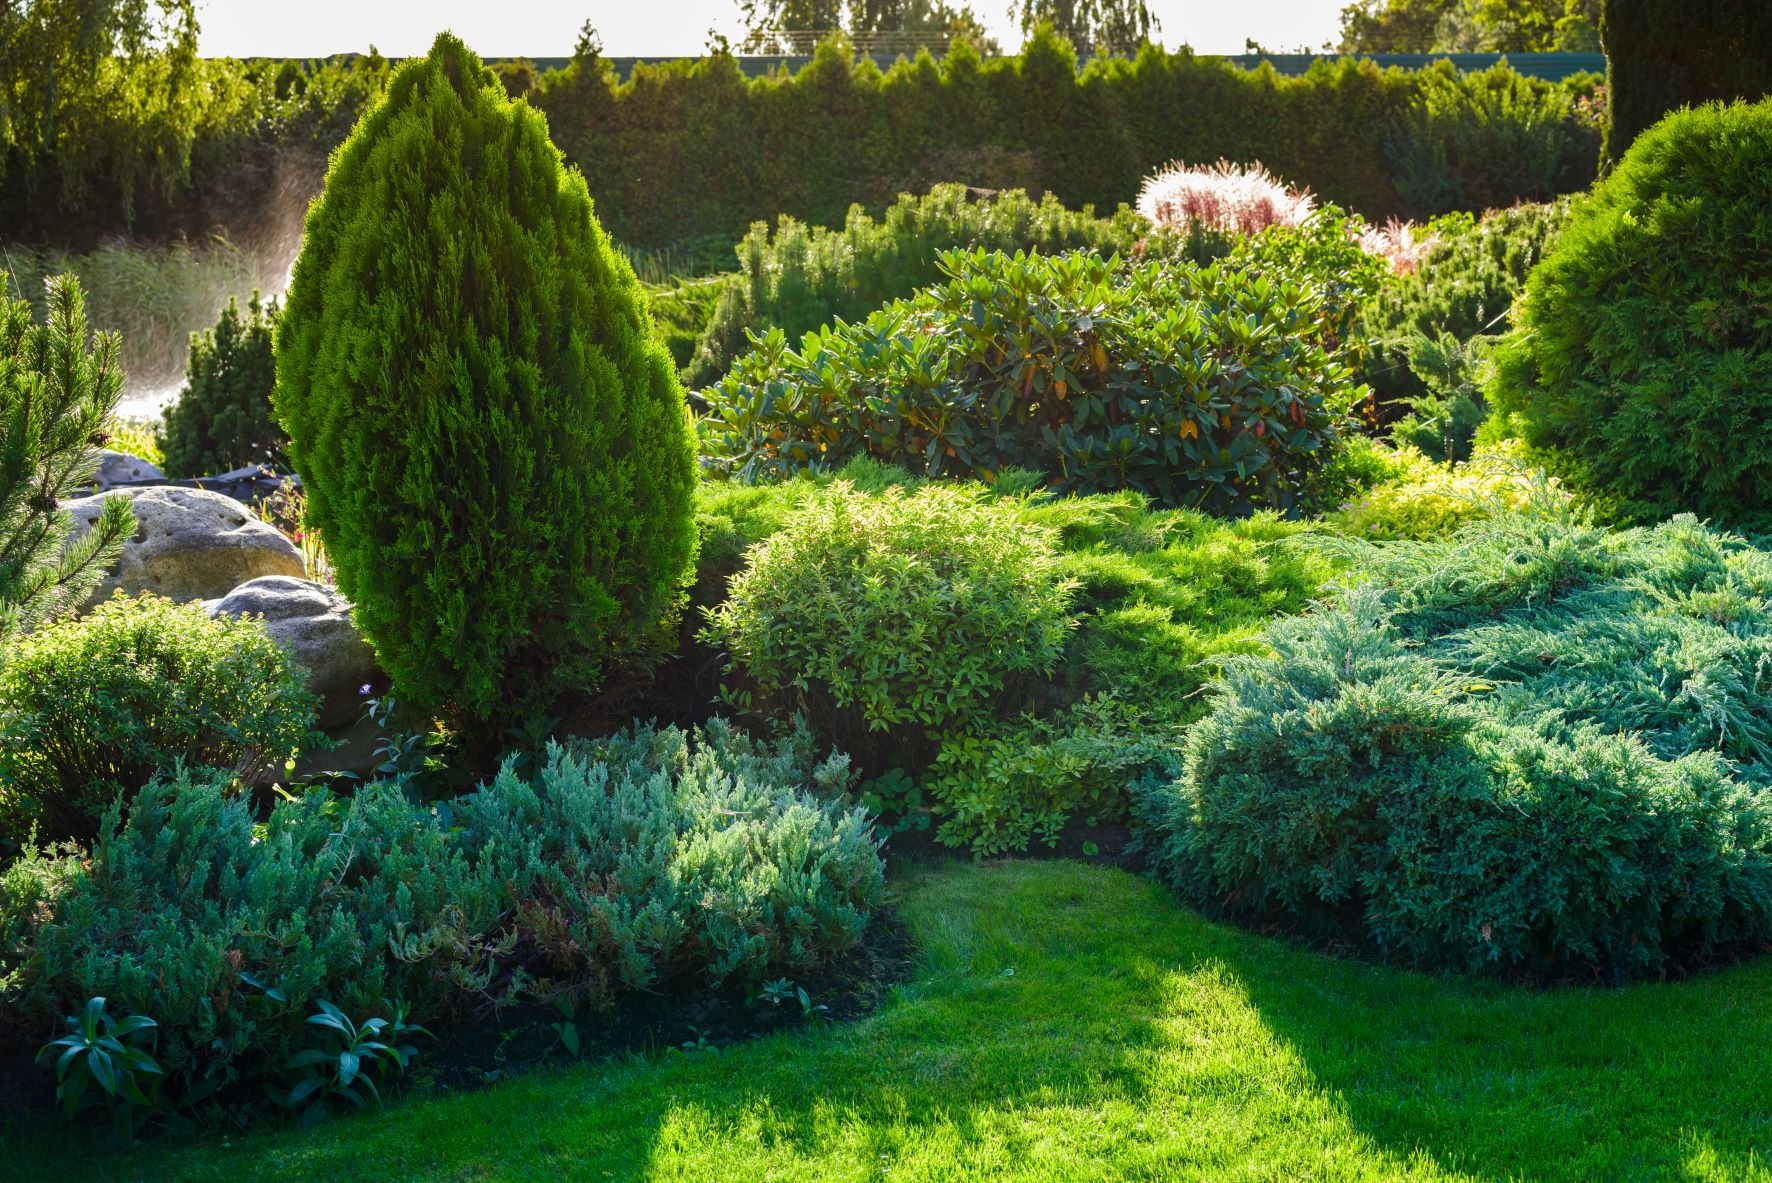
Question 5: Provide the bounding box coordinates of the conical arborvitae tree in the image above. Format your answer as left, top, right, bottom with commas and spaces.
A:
273, 33, 697, 733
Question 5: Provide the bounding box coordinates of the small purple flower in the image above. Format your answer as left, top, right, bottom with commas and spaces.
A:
359, 683, 373, 696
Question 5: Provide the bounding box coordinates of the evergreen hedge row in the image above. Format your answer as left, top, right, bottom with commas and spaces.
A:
1, 34, 1601, 253
537, 32, 1602, 248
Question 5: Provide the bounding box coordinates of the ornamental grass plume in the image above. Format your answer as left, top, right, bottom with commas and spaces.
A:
1136, 159, 1315, 236
1357, 217, 1441, 276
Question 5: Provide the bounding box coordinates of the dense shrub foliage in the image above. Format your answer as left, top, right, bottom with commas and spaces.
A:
4, 721, 883, 1101
274, 34, 697, 732
705, 482, 1076, 767
1486, 98, 1772, 526
687, 184, 1149, 386
698, 465, 1335, 853
1382, 62, 1599, 217
2, 33, 1600, 254
158, 294, 283, 478
1142, 510, 1772, 979
1325, 441, 1574, 540
0, 595, 319, 844
700, 244, 1362, 512
0, 274, 132, 654
1359, 198, 1569, 418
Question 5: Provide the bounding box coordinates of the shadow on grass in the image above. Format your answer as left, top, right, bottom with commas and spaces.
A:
12, 859, 1772, 1182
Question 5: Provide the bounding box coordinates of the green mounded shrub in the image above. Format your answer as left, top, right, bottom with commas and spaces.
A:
1358, 199, 1570, 424
158, 294, 284, 478
9, 721, 883, 1100
1140, 509, 1772, 979
19, 768, 494, 1092
699, 241, 1363, 514
0, 594, 320, 843
704, 482, 1077, 770
685, 185, 1152, 385
926, 694, 1173, 857
273, 33, 697, 734
1486, 98, 1772, 526
455, 718, 883, 995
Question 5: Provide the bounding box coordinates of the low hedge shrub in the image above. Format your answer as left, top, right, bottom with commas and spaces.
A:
699, 239, 1364, 513
0, 595, 320, 844
1140, 509, 1772, 979
1325, 441, 1574, 541
1357, 199, 1570, 426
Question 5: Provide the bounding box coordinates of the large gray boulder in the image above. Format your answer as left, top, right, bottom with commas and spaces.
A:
89, 449, 165, 491
63, 485, 304, 606
205, 576, 380, 730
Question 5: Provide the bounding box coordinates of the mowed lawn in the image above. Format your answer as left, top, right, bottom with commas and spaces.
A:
10, 859, 1772, 1182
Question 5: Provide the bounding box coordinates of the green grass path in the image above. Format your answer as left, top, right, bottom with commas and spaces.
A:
14, 860, 1772, 1181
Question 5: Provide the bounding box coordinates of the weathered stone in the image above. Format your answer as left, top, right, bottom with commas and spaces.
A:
63, 485, 304, 606
89, 449, 164, 491
205, 576, 380, 730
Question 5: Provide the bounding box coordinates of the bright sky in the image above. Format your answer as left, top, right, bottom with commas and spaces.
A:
195, 1, 1347, 59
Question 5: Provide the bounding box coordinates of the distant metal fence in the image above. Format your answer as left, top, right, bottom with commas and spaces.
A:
516, 52, 1606, 84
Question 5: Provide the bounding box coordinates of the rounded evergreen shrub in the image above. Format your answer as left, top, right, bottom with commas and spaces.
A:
0, 595, 320, 843
274, 33, 697, 732
703, 482, 1076, 766
1139, 511, 1772, 980
1485, 97, 1772, 525
158, 293, 285, 478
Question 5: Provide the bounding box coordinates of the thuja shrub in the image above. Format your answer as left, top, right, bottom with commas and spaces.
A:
1486, 98, 1772, 526
11, 722, 883, 1097
158, 294, 284, 478
0, 595, 319, 843
274, 33, 696, 733
686, 185, 1148, 386
1140, 510, 1772, 979
704, 482, 1076, 767
699, 245, 1362, 513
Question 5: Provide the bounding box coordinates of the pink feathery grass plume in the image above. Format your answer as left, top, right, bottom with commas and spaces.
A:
1357, 217, 1440, 276
1136, 159, 1316, 236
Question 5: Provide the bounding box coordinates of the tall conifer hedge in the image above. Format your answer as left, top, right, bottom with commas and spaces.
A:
1601, 0, 1772, 162
274, 32, 697, 731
